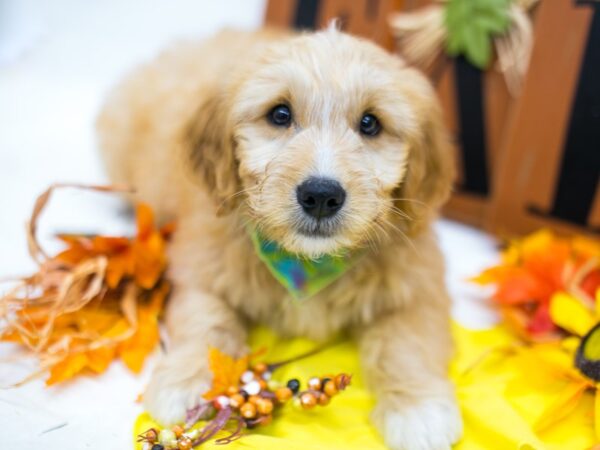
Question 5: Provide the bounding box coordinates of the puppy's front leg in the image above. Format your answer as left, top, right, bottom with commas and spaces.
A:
360, 302, 462, 450
144, 288, 247, 425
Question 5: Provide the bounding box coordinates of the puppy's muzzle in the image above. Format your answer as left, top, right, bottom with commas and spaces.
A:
296, 177, 346, 219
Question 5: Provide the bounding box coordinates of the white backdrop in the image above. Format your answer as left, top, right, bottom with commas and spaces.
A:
0, 1, 499, 448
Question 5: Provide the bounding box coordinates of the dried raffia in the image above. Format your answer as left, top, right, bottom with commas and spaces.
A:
0, 184, 174, 385
389, 0, 539, 96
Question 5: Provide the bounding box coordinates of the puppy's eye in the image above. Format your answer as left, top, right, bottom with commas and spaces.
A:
359, 113, 381, 137
268, 104, 292, 127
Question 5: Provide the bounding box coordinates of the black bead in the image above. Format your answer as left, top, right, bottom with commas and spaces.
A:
151, 445, 164, 450
240, 389, 249, 400
286, 378, 300, 394
245, 418, 258, 429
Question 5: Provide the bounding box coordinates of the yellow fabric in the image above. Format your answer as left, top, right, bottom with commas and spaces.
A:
134, 324, 596, 450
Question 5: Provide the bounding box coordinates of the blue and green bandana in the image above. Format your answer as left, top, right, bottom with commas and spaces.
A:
250, 232, 358, 300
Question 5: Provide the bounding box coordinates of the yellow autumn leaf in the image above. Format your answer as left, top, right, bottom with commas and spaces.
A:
550, 292, 596, 337
534, 380, 590, 432
594, 389, 600, 441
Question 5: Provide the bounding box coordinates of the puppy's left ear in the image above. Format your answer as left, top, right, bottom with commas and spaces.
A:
396, 83, 455, 233
185, 93, 241, 215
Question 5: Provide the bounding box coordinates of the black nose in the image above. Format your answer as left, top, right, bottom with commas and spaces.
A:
296, 177, 346, 219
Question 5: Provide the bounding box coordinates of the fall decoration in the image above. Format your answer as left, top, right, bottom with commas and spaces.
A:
389, 0, 538, 95
0, 184, 173, 385
473, 229, 600, 436
472, 229, 600, 343
137, 347, 352, 449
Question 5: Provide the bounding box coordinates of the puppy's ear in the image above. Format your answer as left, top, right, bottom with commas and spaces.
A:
396, 95, 455, 234
185, 93, 240, 215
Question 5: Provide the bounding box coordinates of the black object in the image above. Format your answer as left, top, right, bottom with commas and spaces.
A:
294, 0, 321, 29
268, 104, 292, 127
286, 378, 301, 394
297, 178, 346, 219
454, 56, 490, 197
545, 2, 600, 227
575, 322, 600, 381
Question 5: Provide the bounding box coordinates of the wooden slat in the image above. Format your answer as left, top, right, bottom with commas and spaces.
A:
487, 0, 595, 236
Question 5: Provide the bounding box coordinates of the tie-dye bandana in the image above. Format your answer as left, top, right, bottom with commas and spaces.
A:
250, 232, 358, 300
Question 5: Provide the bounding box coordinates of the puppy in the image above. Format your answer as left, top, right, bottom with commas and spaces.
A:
97, 25, 461, 450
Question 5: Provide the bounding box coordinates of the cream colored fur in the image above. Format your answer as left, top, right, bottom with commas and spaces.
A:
97, 26, 461, 450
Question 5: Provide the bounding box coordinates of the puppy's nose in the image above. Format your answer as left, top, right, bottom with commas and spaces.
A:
296, 177, 346, 219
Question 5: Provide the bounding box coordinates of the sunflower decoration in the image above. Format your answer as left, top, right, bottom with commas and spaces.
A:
473, 230, 600, 435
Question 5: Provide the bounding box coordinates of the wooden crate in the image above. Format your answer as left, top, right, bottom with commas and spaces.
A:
487, 0, 600, 237
264, 0, 403, 50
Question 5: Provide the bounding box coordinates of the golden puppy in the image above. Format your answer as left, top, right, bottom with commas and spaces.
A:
97, 25, 461, 450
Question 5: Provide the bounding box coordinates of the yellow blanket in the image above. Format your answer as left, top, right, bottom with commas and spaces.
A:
134, 324, 596, 450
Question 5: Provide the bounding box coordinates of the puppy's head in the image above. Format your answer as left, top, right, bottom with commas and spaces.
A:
188, 28, 454, 258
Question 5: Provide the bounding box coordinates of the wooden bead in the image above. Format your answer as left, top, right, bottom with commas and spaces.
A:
214, 395, 230, 409
229, 393, 245, 408
248, 395, 261, 405
267, 380, 280, 391
226, 385, 239, 396
257, 398, 274, 415
178, 437, 193, 450
323, 380, 338, 397
144, 428, 158, 441
243, 380, 261, 396
308, 377, 322, 391
275, 387, 293, 402
240, 402, 257, 419
171, 424, 184, 438
318, 394, 330, 406
158, 429, 177, 447
334, 374, 350, 390
183, 429, 200, 440
259, 379, 268, 390
253, 362, 268, 374
292, 397, 302, 409
300, 392, 317, 409
241, 370, 256, 384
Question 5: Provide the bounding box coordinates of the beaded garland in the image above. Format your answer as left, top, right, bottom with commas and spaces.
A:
137, 359, 352, 450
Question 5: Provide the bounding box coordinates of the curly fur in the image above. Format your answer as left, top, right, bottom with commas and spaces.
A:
97, 26, 461, 450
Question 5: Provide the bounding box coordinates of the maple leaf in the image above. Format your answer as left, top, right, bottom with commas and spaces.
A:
474, 230, 600, 342
202, 348, 249, 400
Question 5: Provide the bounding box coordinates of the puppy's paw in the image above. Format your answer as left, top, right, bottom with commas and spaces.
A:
143, 360, 211, 426
373, 396, 462, 450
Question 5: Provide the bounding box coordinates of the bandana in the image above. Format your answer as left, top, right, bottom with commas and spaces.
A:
250, 231, 358, 300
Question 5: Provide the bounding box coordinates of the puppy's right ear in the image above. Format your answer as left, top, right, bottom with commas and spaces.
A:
184, 93, 240, 215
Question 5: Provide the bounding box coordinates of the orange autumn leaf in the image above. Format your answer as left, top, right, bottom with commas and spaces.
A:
1, 185, 172, 386
136, 203, 155, 241
47, 353, 89, 385
203, 348, 249, 400
118, 288, 166, 373
86, 346, 116, 373
474, 230, 600, 341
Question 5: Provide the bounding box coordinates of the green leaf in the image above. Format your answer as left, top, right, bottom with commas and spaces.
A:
444, 0, 511, 69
